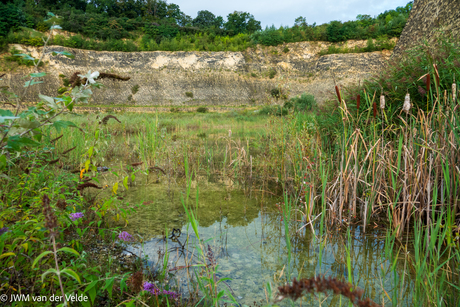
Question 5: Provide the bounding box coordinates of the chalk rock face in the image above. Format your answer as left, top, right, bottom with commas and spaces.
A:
1, 40, 392, 106
393, 0, 460, 57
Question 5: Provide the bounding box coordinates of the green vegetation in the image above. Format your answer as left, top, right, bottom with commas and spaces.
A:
1, 1, 412, 53
2, 6, 460, 307
196, 106, 208, 113
318, 35, 396, 55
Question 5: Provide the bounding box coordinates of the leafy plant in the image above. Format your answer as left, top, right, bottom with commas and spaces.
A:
197, 107, 208, 113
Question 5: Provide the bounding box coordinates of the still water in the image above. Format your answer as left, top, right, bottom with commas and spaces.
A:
120, 177, 412, 306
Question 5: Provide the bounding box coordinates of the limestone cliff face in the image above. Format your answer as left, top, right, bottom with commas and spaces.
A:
393, 0, 460, 57
1, 40, 392, 106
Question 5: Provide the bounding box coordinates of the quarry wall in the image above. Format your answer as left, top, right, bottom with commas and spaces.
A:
1, 40, 391, 106
393, 0, 460, 57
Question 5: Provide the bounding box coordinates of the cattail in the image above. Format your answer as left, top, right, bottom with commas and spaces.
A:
335, 85, 342, 103
356, 94, 360, 110
403, 93, 411, 113
373, 101, 377, 118
453, 83, 457, 102
433, 64, 440, 86
380, 95, 385, 109
426, 73, 431, 93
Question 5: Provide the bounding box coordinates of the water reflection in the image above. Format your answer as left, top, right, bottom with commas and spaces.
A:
123, 181, 412, 306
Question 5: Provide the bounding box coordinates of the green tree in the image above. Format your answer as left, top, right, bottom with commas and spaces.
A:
326, 20, 345, 42
225, 11, 261, 35
0, 3, 25, 37
294, 16, 307, 27
192, 10, 216, 29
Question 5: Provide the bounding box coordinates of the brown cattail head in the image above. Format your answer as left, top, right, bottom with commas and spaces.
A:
356, 94, 361, 110
403, 93, 411, 113
335, 86, 342, 103
380, 95, 385, 109
42, 194, 58, 238
433, 64, 440, 87
426, 73, 431, 93
373, 101, 377, 118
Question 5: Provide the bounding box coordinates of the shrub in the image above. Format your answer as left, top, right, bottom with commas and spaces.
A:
197, 106, 208, 113
283, 100, 294, 109
290, 93, 317, 112
251, 72, 258, 77
185, 91, 194, 98
5, 48, 43, 67
131, 84, 139, 95
258, 105, 288, 116
271, 88, 281, 99
283, 46, 290, 53
268, 68, 277, 79
36, 21, 50, 32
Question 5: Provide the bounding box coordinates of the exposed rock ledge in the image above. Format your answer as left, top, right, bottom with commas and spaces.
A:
1, 40, 394, 106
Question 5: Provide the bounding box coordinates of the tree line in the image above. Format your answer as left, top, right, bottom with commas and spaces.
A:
0, 0, 413, 52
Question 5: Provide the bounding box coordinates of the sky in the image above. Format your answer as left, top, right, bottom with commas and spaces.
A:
171, 0, 412, 28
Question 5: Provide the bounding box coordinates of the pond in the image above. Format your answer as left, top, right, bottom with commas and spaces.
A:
119, 176, 413, 307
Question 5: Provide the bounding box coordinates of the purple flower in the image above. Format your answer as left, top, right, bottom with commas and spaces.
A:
143, 282, 159, 295
0, 227, 9, 235
143, 282, 178, 299
69, 212, 84, 221
118, 231, 133, 242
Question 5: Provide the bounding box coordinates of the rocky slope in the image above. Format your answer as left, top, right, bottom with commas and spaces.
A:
1, 39, 393, 106
393, 0, 460, 57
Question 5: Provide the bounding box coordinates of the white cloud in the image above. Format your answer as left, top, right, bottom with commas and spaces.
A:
172, 0, 411, 28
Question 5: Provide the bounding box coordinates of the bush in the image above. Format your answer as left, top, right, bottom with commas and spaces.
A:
36, 21, 50, 32
185, 91, 194, 98
268, 68, 277, 79
271, 88, 281, 99
283, 101, 294, 109
290, 93, 317, 112
258, 105, 288, 116
131, 84, 139, 95
197, 106, 208, 113
5, 47, 43, 67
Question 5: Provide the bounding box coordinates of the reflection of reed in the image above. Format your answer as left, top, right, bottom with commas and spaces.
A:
276, 276, 381, 307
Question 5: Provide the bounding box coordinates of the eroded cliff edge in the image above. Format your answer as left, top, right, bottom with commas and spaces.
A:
393, 0, 460, 58
1, 40, 392, 106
